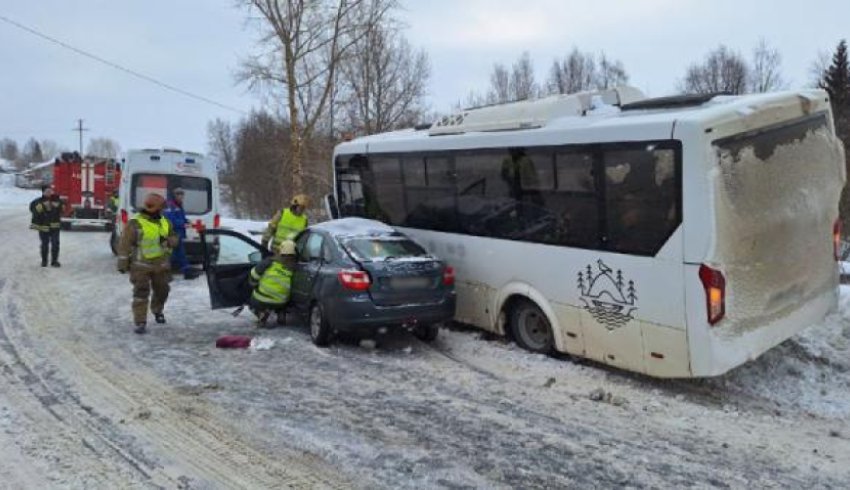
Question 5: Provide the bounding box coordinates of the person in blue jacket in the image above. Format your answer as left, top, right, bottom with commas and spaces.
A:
164, 188, 199, 280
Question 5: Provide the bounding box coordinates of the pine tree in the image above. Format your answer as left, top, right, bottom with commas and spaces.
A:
819, 40, 850, 232
577, 272, 585, 292
819, 40, 850, 141
627, 280, 637, 304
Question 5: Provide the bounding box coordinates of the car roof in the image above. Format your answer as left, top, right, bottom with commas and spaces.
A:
310, 218, 397, 238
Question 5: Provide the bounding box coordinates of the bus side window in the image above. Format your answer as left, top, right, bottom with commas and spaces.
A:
604, 146, 679, 255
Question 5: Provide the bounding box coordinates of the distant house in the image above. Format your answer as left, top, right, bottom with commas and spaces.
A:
15, 158, 56, 188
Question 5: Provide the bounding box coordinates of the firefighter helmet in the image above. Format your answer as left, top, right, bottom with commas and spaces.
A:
142, 193, 166, 212
291, 194, 310, 208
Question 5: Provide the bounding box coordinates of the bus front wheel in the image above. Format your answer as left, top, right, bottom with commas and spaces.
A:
510, 300, 554, 355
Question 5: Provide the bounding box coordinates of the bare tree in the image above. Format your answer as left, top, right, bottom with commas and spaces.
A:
488, 62, 511, 104
547, 48, 597, 94
750, 39, 785, 93
597, 53, 629, 90
40, 139, 63, 160
86, 137, 122, 159
681, 45, 749, 95
509, 51, 538, 101
0, 138, 18, 162
237, 0, 396, 196
338, 18, 431, 135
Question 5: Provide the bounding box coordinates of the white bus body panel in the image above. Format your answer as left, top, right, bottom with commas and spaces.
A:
677, 92, 844, 376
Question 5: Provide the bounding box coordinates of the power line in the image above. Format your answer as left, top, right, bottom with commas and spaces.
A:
0, 13, 247, 115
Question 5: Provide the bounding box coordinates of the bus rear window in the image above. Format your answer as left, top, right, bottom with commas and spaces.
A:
131, 174, 212, 214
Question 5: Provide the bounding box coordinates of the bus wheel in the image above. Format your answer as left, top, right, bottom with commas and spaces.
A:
510, 300, 554, 354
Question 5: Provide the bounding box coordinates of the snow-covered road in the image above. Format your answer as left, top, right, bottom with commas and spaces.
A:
1, 207, 849, 488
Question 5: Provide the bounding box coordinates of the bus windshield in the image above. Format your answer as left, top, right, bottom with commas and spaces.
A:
131, 174, 212, 214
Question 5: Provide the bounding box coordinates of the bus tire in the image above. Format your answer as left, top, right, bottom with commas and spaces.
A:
509, 299, 554, 355
309, 303, 333, 347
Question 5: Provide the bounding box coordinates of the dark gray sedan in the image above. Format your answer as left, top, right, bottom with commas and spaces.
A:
201, 218, 456, 346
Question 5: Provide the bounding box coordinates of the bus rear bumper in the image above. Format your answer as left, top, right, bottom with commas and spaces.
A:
691, 285, 839, 378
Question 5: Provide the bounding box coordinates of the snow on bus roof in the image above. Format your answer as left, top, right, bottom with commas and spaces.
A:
311, 217, 396, 237
336, 90, 827, 152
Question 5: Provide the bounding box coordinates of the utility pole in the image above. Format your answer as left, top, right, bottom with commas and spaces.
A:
72, 119, 89, 156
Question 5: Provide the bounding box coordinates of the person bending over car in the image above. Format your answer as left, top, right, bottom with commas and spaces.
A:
249, 240, 297, 327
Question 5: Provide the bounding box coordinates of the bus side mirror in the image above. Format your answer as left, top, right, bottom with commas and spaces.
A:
324, 194, 339, 220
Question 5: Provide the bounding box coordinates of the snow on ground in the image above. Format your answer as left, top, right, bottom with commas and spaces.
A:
0, 172, 39, 209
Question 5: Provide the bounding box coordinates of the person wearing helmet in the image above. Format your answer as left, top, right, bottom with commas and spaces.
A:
248, 239, 297, 327
117, 192, 179, 334
261, 194, 309, 251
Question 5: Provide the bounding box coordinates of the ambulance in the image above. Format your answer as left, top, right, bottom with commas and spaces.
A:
110, 148, 220, 263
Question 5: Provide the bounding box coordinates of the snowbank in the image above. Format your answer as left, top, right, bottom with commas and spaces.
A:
0, 173, 40, 209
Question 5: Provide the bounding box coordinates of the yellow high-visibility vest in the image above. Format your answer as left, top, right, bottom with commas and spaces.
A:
273, 208, 307, 246
134, 215, 171, 260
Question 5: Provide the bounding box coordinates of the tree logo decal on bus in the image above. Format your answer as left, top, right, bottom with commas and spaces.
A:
577, 260, 638, 331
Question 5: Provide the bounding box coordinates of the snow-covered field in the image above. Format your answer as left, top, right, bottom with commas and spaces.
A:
0, 175, 849, 487
0, 173, 39, 209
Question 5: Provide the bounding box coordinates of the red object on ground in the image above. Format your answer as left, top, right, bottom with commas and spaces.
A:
215, 335, 252, 349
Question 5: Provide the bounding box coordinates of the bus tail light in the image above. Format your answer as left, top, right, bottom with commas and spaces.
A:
699, 264, 726, 326
120, 209, 128, 225
442, 265, 455, 286
214, 213, 221, 229
338, 270, 371, 291
834, 219, 842, 261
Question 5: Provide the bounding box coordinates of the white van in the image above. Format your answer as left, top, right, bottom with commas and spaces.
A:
110, 148, 220, 263
330, 88, 846, 378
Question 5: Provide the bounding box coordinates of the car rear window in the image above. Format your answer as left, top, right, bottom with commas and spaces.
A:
343, 237, 428, 262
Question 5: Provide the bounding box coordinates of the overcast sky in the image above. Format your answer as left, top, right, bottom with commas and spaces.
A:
0, 0, 847, 156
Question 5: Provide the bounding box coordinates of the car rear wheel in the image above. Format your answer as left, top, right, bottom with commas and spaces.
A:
309, 303, 332, 347
413, 324, 439, 342
510, 300, 554, 354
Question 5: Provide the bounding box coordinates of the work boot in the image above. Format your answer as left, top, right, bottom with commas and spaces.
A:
154, 313, 166, 324
134, 323, 147, 334
276, 311, 287, 326
41, 260, 47, 267
51, 261, 61, 268
256, 311, 270, 328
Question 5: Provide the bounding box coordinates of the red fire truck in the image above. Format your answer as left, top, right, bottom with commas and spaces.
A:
53, 152, 122, 230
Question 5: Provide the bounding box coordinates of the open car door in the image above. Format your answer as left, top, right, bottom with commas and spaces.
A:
200, 229, 271, 309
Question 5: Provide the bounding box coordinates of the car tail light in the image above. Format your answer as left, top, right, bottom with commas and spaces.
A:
442, 265, 455, 286
699, 264, 726, 326
833, 219, 842, 261
120, 209, 128, 225
338, 269, 371, 291
214, 213, 221, 229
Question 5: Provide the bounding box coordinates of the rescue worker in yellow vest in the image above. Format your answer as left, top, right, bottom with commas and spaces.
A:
116, 193, 179, 334
261, 194, 309, 251
248, 240, 297, 327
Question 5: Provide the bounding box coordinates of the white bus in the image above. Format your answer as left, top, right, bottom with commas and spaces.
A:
111, 148, 221, 263
329, 88, 847, 378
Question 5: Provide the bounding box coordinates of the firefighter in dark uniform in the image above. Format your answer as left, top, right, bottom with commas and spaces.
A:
117, 193, 179, 334
29, 185, 62, 267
